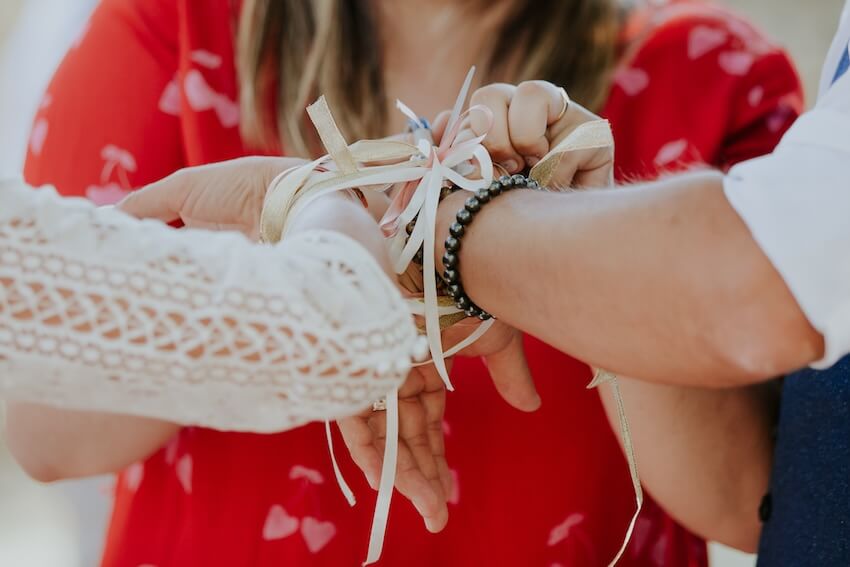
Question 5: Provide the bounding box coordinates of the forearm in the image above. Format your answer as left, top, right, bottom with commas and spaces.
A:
440, 171, 822, 386
5, 403, 177, 482
0, 181, 415, 431
598, 379, 776, 551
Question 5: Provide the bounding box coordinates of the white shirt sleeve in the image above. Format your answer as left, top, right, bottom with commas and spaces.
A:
0, 180, 419, 431
724, 6, 850, 368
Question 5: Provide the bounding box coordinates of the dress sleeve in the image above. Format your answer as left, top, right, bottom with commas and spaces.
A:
0, 179, 418, 432
606, 5, 804, 178
23, 0, 185, 200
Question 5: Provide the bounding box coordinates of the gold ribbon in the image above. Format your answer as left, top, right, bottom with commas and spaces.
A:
530, 120, 614, 188
259, 77, 640, 567
590, 369, 644, 567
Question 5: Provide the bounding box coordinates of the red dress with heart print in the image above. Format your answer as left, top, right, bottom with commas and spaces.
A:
24, 1, 802, 566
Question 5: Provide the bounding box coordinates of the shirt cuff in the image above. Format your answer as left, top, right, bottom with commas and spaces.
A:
725, 148, 850, 370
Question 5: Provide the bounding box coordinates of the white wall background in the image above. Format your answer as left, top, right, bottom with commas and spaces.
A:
0, 1, 845, 566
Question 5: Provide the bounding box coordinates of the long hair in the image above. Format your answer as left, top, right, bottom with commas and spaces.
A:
237, 0, 620, 157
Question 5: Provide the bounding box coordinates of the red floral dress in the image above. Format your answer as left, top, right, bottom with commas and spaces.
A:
24, 1, 802, 566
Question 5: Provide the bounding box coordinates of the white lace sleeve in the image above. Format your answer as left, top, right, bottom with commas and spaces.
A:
0, 180, 418, 432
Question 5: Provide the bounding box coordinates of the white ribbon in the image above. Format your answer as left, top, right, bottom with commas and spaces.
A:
259, 67, 639, 567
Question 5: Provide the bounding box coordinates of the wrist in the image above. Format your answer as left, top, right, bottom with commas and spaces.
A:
436, 176, 543, 319
435, 191, 470, 273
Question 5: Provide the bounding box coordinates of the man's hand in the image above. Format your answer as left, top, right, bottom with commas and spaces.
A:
444, 318, 541, 412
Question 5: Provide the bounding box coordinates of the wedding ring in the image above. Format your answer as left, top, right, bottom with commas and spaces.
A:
556, 87, 570, 121
372, 398, 387, 412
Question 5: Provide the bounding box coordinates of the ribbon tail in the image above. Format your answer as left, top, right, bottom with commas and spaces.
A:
363, 389, 399, 566
422, 158, 453, 389
325, 421, 356, 507
442, 319, 495, 358
442, 67, 476, 148
307, 96, 358, 175
590, 372, 643, 567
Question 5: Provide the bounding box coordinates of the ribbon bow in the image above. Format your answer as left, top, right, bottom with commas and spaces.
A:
258, 68, 639, 567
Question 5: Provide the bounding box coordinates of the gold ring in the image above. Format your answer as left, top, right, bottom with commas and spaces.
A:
556, 87, 570, 121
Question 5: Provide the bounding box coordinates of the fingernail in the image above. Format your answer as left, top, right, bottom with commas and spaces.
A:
504, 160, 519, 173
526, 156, 540, 168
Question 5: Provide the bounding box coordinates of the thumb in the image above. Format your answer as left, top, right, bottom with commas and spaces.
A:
484, 332, 541, 412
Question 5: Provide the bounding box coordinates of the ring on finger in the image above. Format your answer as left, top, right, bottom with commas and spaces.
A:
556, 87, 570, 121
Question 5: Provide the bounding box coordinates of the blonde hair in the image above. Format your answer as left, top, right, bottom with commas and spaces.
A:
237, 0, 620, 157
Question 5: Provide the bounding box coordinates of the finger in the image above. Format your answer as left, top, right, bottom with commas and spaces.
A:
508, 81, 564, 166
469, 83, 523, 174
397, 396, 440, 489
484, 332, 541, 412
394, 442, 449, 532
414, 364, 451, 497
338, 415, 383, 489
548, 147, 615, 191
369, 413, 448, 532
396, 393, 447, 515
117, 172, 187, 223
423, 389, 451, 498
572, 147, 616, 189
547, 101, 598, 145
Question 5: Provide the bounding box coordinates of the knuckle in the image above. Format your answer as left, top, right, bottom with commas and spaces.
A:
483, 140, 516, 161
515, 80, 552, 99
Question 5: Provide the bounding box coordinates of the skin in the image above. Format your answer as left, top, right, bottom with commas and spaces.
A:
7, 2, 808, 555
351, 82, 817, 550
6, 0, 524, 500
4, 158, 402, 481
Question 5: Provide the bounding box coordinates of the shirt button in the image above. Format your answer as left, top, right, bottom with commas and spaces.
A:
759, 492, 773, 522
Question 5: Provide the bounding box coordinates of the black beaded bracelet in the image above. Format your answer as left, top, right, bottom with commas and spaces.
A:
442, 174, 541, 320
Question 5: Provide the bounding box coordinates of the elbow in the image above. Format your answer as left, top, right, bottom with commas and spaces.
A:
714, 514, 763, 554
711, 321, 823, 387
5, 434, 66, 483
4, 407, 81, 483
16, 460, 65, 484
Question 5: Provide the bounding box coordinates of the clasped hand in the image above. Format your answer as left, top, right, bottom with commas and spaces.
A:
117, 79, 613, 534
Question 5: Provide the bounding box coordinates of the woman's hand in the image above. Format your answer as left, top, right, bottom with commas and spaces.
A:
435, 80, 614, 189
336, 318, 541, 533
118, 156, 304, 240
338, 362, 451, 533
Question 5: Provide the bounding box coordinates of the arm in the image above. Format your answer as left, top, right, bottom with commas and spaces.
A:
0, 179, 416, 432
4, 405, 178, 482
438, 171, 821, 386
598, 379, 778, 552
593, 14, 803, 550
11, 0, 202, 480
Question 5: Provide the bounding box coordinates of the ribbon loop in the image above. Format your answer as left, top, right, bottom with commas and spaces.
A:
259, 70, 636, 567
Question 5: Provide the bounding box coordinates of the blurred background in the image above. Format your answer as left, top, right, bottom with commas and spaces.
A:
0, 0, 843, 565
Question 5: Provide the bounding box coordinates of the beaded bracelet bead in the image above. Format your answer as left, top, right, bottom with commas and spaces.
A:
442, 174, 541, 320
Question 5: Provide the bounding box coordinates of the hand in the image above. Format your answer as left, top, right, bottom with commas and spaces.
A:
434, 80, 614, 189
117, 156, 305, 240
338, 323, 539, 532
338, 363, 451, 533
